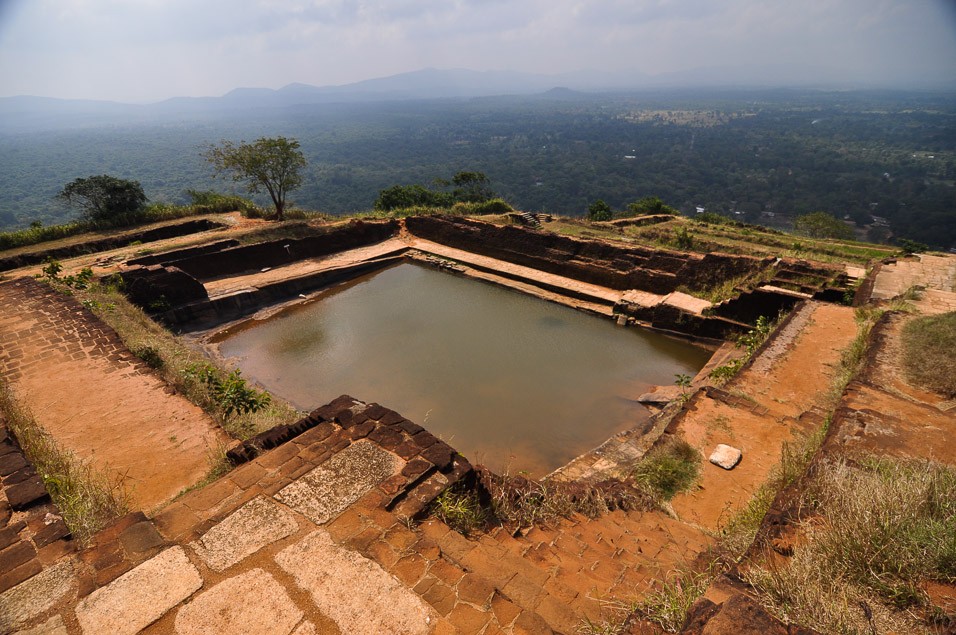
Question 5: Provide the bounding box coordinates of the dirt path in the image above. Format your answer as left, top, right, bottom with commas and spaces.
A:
670, 301, 858, 530
0, 278, 228, 511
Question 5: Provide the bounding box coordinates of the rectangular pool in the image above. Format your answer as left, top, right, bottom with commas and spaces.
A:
211, 263, 710, 476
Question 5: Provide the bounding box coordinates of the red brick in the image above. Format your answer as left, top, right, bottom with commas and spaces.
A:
181, 478, 240, 513
366, 539, 400, 568
36, 538, 75, 565
501, 575, 544, 610
512, 610, 553, 635
391, 553, 428, 586
490, 592, 521, 628
228, 462, 267, 489
456, 573, 495, 608
378, 474, 406, 496
343, 526, 383, 553
420, 579, 457, 616
383, 523, 418, 552
0, 558, 41, 594
325, 508, 366, 542
152, 503, 201, 541
119, 521, 164, 555
402, 458, 433, 480
415, 537, 442, 561
0, 521, 25, 550
534, 595, 580, 632
393, 441, 421, 460
254, 442, 300, 470
428, 559, 465, 586
0, 541, 36, 571
348, 421, 375, 440
295, 421, 334, 445
447, 602, 491, 635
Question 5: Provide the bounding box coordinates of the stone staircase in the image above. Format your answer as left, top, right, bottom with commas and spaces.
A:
416, 508, 711, 634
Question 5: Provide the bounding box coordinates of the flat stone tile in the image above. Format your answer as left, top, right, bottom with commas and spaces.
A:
190, 497, 298, 572
276, 529, 434, 634
290, 622, 316, 635
275, 440, 404, 525
0, 560, 75, 633
174, 568, 302, 635
12, 614, 67, 635
75, 547, 201, 635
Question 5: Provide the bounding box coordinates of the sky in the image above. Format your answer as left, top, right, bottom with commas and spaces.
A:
0, 0, 954, 102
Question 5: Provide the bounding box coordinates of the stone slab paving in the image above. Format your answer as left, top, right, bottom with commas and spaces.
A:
276, 440, 404, 525
276, 529, 435, 635
189, 496, 298, 572
74, 547, 202, 635
0, 560, 74, 633
173, 569, 303, 635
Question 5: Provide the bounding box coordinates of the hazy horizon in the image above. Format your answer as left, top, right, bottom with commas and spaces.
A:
1, 0, 954, 103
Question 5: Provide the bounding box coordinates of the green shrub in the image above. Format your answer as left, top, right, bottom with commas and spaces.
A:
900, 311, 956, 398
473, 198, 513, 215
672, 226, 695, 250
632, 437, 701, 500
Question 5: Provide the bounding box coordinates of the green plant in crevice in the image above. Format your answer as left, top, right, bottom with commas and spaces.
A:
674, 373, 692, 395
429, 484, 488, 535
41, 258, 63, 281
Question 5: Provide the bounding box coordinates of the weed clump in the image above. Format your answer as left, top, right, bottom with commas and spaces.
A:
631, 436, 701, 501
428, 484, 488, 535
901, 311, 956, 398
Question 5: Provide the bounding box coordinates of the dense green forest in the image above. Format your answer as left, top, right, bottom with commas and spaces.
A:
1, 88, 954, 248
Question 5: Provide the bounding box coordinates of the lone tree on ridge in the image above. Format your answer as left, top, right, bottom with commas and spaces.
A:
203, 136, 307, 221
57, 175, 147, 225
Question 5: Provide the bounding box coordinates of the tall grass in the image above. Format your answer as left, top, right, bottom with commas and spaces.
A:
0, 383, 129, 543
746, 457, 956, 634
901, 311, 956, 398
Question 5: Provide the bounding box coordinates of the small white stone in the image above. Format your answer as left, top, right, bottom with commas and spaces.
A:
709, 444, 742, 470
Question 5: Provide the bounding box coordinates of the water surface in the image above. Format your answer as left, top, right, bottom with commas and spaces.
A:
215, 263, 710, 476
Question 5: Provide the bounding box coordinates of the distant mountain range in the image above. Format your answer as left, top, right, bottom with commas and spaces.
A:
2, 66, 953, 133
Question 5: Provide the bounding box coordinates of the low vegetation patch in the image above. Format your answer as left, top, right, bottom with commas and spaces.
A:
428, 484, 488, 535
0, 383, 129, 543
476, 468, 654, 530
631, 436, 701, 501
71, 277, 297, 439
901, 310, 956, 398
746, 457, 956, 634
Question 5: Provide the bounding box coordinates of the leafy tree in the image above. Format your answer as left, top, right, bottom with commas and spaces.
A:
622, 196, 678, 217
56, 175, 147, 225
203, 137, 306, 221
451, 171, 494, 203
587, 199, 612, 221
374, 184, 452, 211
794, 211, 854, 240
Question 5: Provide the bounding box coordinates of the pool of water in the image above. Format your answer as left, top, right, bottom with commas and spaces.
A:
213, 263, 711, 476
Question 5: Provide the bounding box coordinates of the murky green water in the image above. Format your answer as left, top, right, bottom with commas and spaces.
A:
215, 263, 710, 476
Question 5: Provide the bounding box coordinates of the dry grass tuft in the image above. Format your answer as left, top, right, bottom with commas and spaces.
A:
746, 457, 956, 634
476, 468, 655, 529
0, 383, 129, 544
901, 310, 956, 398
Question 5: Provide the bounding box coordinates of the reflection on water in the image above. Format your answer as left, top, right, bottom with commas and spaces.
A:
216, 263, 711, 476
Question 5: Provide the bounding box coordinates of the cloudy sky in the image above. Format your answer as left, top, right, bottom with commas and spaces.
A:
0, 0, 954, 102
